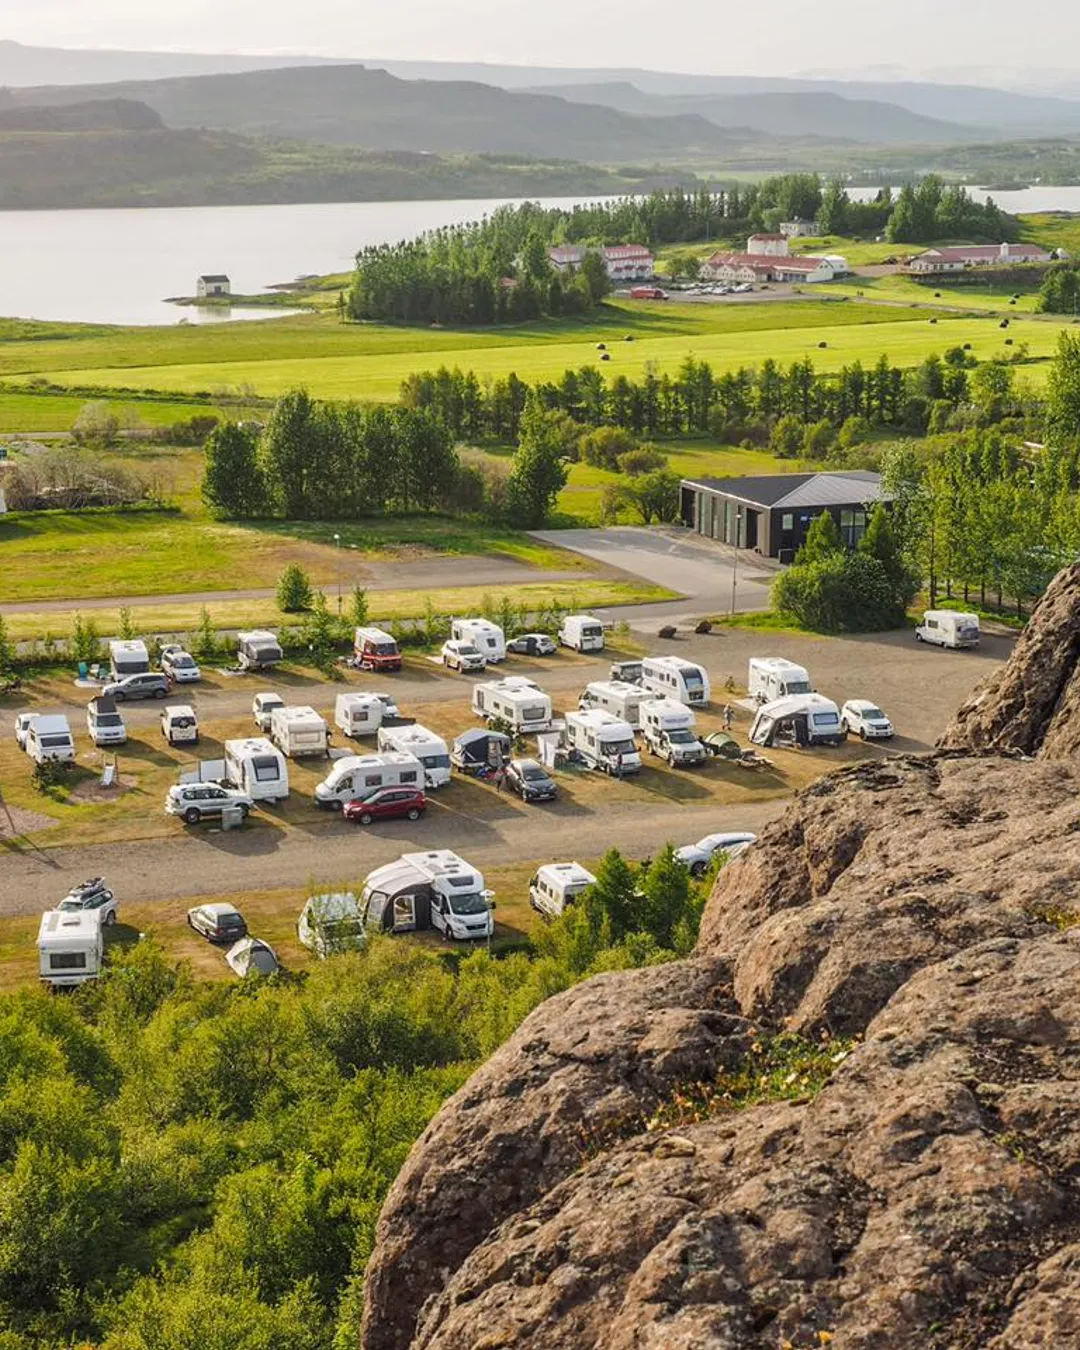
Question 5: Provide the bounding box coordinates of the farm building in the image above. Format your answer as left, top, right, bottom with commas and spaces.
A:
908, 243, 1051, 274
196, 274, 231, 298
680, 470, 890, 564
699, 252, 838, 284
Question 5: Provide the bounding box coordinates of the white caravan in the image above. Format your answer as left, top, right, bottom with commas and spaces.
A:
748, 657, 813, 704
26, 714, 75, 764
749, 693, 845, 748
335, 691, 387, 738
915, 610, 981, 650
641, 655, 711, 708
269, 705, 329, 758
237, 630, 284, 671
377, 723, 452, 789
314, 751, 423, 809
353, 626, 402, 672
451, 618, 506, 663
225, 737, 289, 802
472, 678, 554, 733
529, 862, 597, 919
577, 680, 645, 729
108, 639, 149, 679
360, 850, 494, 941
558, 614, 606, 652
37, 909, 103, 987
639, 698, 706, 766
297, 891, 365, 957
565, 709, 641, 775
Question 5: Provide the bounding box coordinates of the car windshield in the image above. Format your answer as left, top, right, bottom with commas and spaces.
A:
861, 707, 886, 720
422, 754, 451, 769
668, 729, 697, 744
813, 713, 841, 727
371, 642, 397, 655
447, 890, 489, 916
172, 655, 195, 667
457, 646, 481, 657
252, 756, 281, 781
788, 680, 812, 694
522, 766, 549, 781
583, 625, 602, 636
683, 670, 704, 688
97, 714, 122, 727
172, 716, 195, 728
604, 739, 637, 756
40, 734, 71, 748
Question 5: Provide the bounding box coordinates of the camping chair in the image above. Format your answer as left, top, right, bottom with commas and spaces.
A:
77, 662, 88, 679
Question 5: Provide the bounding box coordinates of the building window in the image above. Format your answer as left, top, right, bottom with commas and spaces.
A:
839, 508, 868, 548
781, 513, 794, 532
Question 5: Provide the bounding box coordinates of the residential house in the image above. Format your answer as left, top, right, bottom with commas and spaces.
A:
196, 274, 231, 298
546, 243, 654, 280
699, 252, 837, 285
908, 243, 1051, 274
747, 233, 790, 257
781, 218, 821, 238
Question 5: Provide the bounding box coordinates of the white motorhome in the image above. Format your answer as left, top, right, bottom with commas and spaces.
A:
565, 709, 641, 775
377, 723, 451, 789
472, 678, 554, 733
451, 618, 506, 663
314, 751, 423, 809
915, 610, 981, 650
529, 862, 597, 919
237, 630, 283, 671
269, 705, 329, 758
639, 698, 706, 766
360, 850, 494, 940
225, 737, 289, 802
353, 626, 402, 672
37, 909, 103, 987
748, 657, 813, 704
641, 655, 711, 708
749, 693, 845, 748
558, 614, 605, 652
108, 639, 149, 679
26, 714, 75, 764
335, 692, 387, 739
297, 891, 365, 957
577, 680, 645, 728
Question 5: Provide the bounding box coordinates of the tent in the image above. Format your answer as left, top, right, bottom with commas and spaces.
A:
225, 937, 280, 977
749, 694, 844, 748
360, 859, 434, 934
450, 728, 511, 774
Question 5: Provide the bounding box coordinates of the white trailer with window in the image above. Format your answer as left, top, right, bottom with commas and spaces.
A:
577, 680, 645, 728
640, 698, 706, 766
37, 909, 103, 987
26, 714, 75, 764
748, 657, 813, 704
529, 862, 597, 919
335, 692, 387, 739
451, 618, 506, 663
237, 630, 283, 671
472, 678, 554, 733
224, 737, 289, 802
565, 709, 641, 774
641, 655, 711, 708
377, 723, 451, 789
269, 705, 329, 759
108, 639, 149, 679
314, 751, 423, 809
915, 610, 980, 650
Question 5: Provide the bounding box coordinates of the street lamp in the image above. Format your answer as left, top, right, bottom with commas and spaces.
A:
333, 533, 342, 615
730, 506, 742, 616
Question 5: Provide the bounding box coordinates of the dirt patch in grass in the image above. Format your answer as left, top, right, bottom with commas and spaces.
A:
0, 805, 58, 839
68, 774, 137, 805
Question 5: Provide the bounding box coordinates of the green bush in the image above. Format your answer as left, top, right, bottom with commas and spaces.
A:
277, 564, 314, 614
772, 551, 903, 632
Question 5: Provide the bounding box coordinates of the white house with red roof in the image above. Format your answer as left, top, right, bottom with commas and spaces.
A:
908, 242, 1051, 274
747, 233, 791, 257
547, 243, 654, 280
700, 251, 837, 284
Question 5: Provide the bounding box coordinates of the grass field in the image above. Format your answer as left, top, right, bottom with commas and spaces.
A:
0, 391, 246, 434
829, 272, 1049, 314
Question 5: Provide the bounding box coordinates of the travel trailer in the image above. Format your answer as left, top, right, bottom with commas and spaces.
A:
297, 892, 365, 957
748, 657, 813, 704
451, 618, 506, 664
360, 850, 495, 941
37, 909, 103, 988
335, 691, 387, 739
377, 723, 451, 789
749, 693, 845, 748
86, 695, 127, 747
641, 655, 711, 708
237, 630, 283, 671
564, 709, 641, 775
915, 610, 981, 650
450, 729, 511, 774
529, 862, 597, 919
558, 615, 606, 652
577, 680, 645, 728
639, 698, 706, 766
269, 705, 329, 758
160, 704, 198, 746
472, 678, 554, 733
108, 639, 149, 679
224, 737, 289, 803
25, 714, 75, 764
353, 627, 402, 672
313, 751, 423, 809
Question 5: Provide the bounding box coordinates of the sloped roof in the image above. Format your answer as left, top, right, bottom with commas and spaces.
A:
198, 274, 230, 282
683, 470, 887, 510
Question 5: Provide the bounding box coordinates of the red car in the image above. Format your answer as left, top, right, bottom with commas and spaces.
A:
342, 786, 427, 826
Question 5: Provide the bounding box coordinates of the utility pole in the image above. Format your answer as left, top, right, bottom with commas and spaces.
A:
334, 533, 342, 616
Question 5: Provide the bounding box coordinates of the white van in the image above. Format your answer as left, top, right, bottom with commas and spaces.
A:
269, 705, 329, 758
577, 680, 645, 729
641, 656, 711, 708
472, 678, 554, 733
314, 751, 423, 809
565, 709, 641, 775
916, 610, 980, 650
26, 714, 75, 764
354, 627, 402, 672
297, 892, 365, 957
86, 696, 127, 747
749, 693, 845, 748
108, 639, 149, 679
225, 737, 289, 802
237, 630, 283, 671
639, 698, 706, 766
748, 657, 813, 704
37, 909, 103, 987
451, 618, 506, 664
377, 723, 452, 789
335, 691, 386, 739
558, 615, 606, 652
529, 862, 597, 919
160, 704, 199, 746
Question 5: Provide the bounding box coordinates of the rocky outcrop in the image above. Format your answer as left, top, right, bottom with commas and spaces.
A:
361, 566, 1080, 1350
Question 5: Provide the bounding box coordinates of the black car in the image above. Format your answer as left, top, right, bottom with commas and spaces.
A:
505, 758, 557, 802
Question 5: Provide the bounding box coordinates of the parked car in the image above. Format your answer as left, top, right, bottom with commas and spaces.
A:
506, 633, 557, 657
57, 877, 118, 926
609, 659, 643, 685
14, 711, 37, 749
226, 937, 280, 977
160, 645, 201, 683
103, 671, 170, 702
371, 691, 400, 719
342, 786, 427, 826
441, 640, 486, 673
675, 831, 757, 877
841, 700, 894, 740
252, 692, 286, 732
86, 696, 127, 747
165, 782, 254, 825
504, 758, 558, 802
187, 902, 248, 944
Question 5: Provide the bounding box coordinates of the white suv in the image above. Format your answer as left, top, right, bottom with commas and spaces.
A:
161, 645, 201, 683
253, 692, 285, 732
441, 640, 486, 673
165, 782, 253, 825
841, 700, 894, 740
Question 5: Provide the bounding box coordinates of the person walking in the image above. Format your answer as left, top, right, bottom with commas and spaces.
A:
614, 751, 624, 780
494, 764, 506, 792
723, 704, 734, 732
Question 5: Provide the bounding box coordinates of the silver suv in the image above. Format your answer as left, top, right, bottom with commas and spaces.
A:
165, 782, 254, 825
103, 672, 170, 702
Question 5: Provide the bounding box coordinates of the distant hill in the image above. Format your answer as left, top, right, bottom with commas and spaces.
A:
0, 98, 163, 133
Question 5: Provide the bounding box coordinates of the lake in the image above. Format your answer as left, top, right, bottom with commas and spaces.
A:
850, 185, 1080, 214
0, 196, 616, 327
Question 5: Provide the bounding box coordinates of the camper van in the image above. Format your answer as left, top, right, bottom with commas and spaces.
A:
335, 692, 387, 739
472, 678, 554, 733
314, 751, 423, 809
354, 627, 402, 672
26, 714, 75, 764
558, 615, 606, 652
641, 655, 711, 708
37, 909, 103, 988
565, 709, 641, 775
749, 693, 845, 748
451, 618, 506, 664
269, 705, 329, 758
108, 639, 149, 679
377, 723, 451, 789
639, 698, 706, 766
297, 892, 365, 957
577, 680, 645, 729
160, 704, 198, 746
237, 630, 283, 671
225, 737, 289, 802
915, 610, 981, 650
529, 862, 597, 919
360, 850, 494, 941
748, 657, 813, 704
86, 696, 127, 747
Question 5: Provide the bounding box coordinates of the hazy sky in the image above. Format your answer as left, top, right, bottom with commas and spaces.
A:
5, 0, 1075, 78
